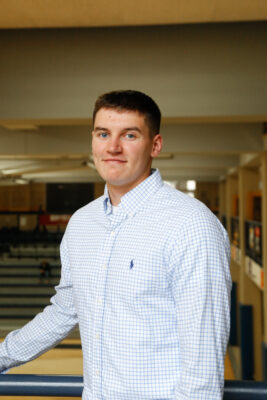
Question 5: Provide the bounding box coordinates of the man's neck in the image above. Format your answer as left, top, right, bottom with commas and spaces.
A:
107, 187, 122, 206
107, 184, 130, 206
107, 173, 151, 206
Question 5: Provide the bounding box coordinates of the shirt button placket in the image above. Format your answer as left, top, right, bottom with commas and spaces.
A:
93, 227, 117, 399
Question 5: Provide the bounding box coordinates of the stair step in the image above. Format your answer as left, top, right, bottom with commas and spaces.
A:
8, 253, 59, 259
0, 322, 79, 338
0, 273, 60, 278
0, 277, 59, 284
0, 286, 56, 294
0, 297, 50, 304
0, 307, 44, 315
10, 245, 59, 251
0, 318, 33, 326
0, 267, 61, 274
0, 260, 60, 267
0, 314, 40, 319
0, 293, 52, 298
0, 303, 48, 308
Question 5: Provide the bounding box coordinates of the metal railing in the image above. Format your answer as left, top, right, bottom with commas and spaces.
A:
1, 375, 267, 399
0, 374, 82, 397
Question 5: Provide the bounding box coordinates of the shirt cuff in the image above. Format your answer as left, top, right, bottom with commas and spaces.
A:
1, 368, 10, 374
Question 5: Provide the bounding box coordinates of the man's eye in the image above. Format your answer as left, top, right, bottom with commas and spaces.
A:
125, 133, 136, 139
98, 132, 108, 138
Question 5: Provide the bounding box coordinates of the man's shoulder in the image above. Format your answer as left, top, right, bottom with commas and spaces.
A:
152, 183, 226, 234
153, 184, 208, 219
155, 185, 229, 253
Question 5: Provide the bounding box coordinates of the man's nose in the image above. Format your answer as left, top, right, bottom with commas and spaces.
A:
107, 137, 122, 153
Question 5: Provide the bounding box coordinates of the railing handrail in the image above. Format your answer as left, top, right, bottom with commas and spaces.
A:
0, 374, 83, 397
1, 375, 267, 399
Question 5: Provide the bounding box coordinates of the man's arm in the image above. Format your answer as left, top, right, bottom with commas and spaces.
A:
169, 208, 231, 400
0, 233, 78, 372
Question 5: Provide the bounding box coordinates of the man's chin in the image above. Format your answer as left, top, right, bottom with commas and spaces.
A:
106, 179, 127, 187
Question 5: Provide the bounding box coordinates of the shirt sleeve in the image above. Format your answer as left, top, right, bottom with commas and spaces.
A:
169, 207, 232, 400
0, 232, 78, 373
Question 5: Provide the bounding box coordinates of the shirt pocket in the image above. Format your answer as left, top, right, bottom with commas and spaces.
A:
108, 252, 169, 300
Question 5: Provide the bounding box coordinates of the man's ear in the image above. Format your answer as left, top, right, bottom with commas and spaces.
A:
151, 134, 163, 158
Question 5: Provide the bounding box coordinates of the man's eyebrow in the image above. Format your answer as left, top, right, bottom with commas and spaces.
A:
94, 126, 109, 131
123, 127, 142, 133
93, 126, 142, 133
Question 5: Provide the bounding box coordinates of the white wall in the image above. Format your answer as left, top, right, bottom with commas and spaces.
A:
0, 22, 266, 120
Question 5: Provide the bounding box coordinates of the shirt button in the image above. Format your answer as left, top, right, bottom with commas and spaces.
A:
96, 370, 100, 376
96, 334, 100, 340
97, 297, 102, 304
103, 264, 107, 270
110, 231, 115, 237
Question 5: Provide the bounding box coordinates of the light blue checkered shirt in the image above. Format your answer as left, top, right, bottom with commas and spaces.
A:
0, 169, 231, 399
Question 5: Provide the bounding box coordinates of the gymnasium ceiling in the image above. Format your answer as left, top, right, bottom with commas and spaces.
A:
0, 0, 267, 28
0, 1, 266, 186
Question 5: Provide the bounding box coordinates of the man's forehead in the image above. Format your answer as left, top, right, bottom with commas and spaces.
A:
93, 107, 146, 127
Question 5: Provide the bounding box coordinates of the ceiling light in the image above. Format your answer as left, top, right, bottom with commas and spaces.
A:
186, 180, 196, 191
15, 178, 28, 184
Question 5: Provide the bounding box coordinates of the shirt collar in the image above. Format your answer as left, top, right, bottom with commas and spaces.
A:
103, 169, 163, 217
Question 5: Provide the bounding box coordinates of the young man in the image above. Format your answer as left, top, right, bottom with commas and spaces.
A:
0, 90, 231, 399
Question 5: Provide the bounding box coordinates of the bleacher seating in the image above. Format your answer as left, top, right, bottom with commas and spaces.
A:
0, 229, 63, 335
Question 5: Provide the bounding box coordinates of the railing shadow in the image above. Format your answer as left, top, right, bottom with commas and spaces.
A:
1, 375, 267, 399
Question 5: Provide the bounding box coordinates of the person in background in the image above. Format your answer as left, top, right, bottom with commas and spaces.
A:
39, 259, 52, 285
0, 90, 231, 400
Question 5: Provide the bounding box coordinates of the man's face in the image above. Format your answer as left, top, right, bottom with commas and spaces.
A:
92, 108, 162, 193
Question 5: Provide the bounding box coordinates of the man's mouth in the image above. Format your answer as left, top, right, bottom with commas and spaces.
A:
103, 159, 126, 163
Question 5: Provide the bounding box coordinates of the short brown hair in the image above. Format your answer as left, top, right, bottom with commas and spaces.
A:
93, 90, 161, 137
